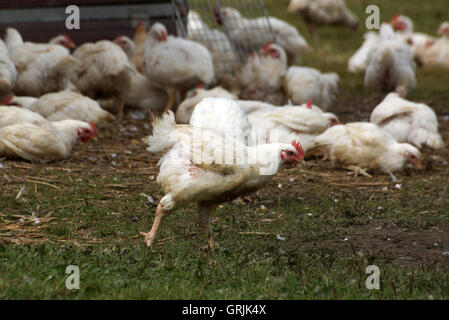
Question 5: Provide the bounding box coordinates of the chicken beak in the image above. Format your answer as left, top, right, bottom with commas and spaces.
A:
92, 136, 98, 143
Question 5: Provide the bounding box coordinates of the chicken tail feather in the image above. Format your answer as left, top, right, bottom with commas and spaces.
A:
143, 111, 178, 153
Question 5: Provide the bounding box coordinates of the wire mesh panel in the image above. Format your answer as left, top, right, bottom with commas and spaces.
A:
172, 0, 276, 79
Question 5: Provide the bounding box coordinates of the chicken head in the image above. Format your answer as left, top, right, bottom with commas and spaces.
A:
77, 122, 98, 143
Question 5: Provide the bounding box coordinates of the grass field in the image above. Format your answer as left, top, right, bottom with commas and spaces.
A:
0, 0, 448, 299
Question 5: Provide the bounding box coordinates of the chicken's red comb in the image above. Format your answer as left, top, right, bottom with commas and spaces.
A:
1, 95, 13, 106
89, 122, 98, 137
62, 34, 75, 44
306, 100, 312, 109
262, 41, 275, 52
392, 14, 402, 22
193, 84, 203, 95
292, 140, 304, 160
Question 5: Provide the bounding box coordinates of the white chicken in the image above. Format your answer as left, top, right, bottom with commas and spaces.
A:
250, 102, 339, 152
364, 23, 416, 97
140, 111, 304, 249
0, 39, 17, 96
187, 10, 239, 80
0, 107, 97, 162
72, 39, 135, 120
307, 122, 422, 178
287, 0, 358, 36
370, 93, 444, 149
237, 42, 288, 105
4, 28, 76, 97
6, 91, 115, 125
214, 6, 311, 65
189, 97, 251, 144
285, 66, 339, 110
126, 72, 168, 113
217, 98, 339, 150
236, 99, 337, 126
348, 32, 379, 73
0, 106, 47, 129
143, 22, 215, 113
189, 97, 337, 152
391, 14, 437, 65
111, 35, 169, 113
175, 85, 237, 124
419, 22, 449, 69
112, 36, 136, 66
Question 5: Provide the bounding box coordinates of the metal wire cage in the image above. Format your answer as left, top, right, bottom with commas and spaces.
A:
172, 0, 276, 79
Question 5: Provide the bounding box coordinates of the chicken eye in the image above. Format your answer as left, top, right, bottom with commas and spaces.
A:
287, 151, 294, 156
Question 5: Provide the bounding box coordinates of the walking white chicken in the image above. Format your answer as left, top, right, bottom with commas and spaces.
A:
0, 107, 97, 162
140, 111, 304, 249
285, 66, 339, 110
370, 93, 444, 149
287, 0, 358, 36
307, 122, 422, 177
237, 42, 288, 105
72, 39, 134, 120
364, 23, 416, 97
143, 22, 215, 113
6, 91, 115, 125
214, 6, 311, 65
0, 39, 17, 96
175, 85, 237, 124
4, 28, 76, 97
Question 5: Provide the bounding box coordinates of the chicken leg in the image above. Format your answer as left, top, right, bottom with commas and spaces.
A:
163, 91, 177, 113
197, 202, 218, 250
140, 203, 165, 247
117, 95, 126, 122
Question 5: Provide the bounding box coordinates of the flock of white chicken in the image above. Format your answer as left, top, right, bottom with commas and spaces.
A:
0, 1, 447, 249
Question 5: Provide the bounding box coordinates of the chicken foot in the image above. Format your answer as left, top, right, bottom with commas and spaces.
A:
345, 165, 373, 178
140, 203, 165, 247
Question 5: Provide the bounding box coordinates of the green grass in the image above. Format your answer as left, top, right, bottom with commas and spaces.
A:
1, 0, 449, 299
1, 242, 448, 299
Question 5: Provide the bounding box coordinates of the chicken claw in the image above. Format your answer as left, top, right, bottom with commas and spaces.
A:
346, 165, 372, 178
